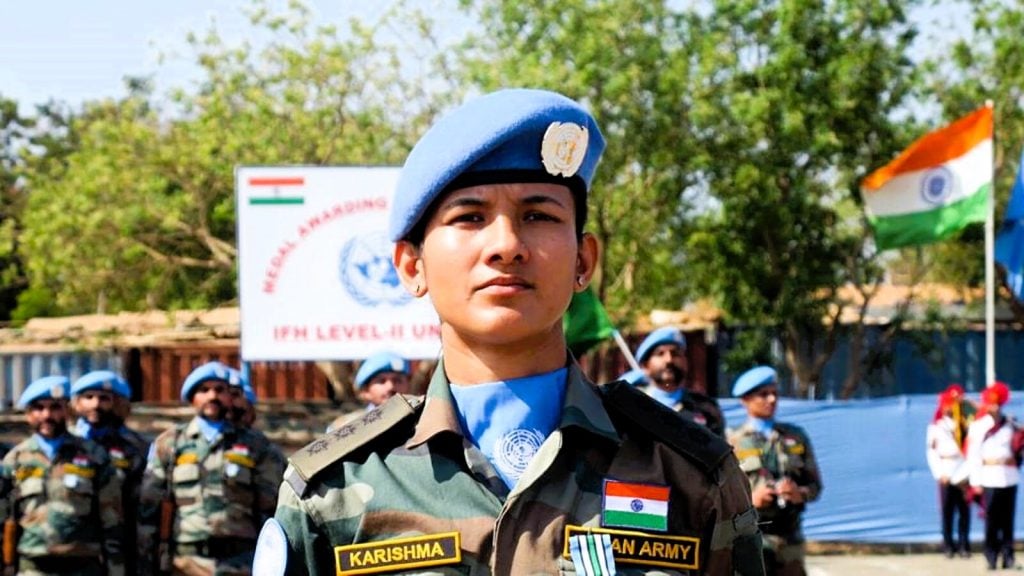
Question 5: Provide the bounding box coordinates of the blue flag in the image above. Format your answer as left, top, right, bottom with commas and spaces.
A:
995, 148, 1024, 300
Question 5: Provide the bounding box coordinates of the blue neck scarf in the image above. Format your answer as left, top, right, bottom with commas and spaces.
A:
449, 368, 567, 490
34, 433, 64, 460
197, 417, 226, 443
647, 386, 684, 408
748, 417, 775, 437
75, 417, 114, 440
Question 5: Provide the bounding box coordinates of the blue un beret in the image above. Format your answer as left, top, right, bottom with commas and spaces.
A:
71, 370, 131, 399
180, 361, 234, 402
389, 88, 606, 242
732, 366, 778, 398
19, 375, 70, 409
356, 351, 410, 389
226, 367, 257, 405
618, 368, 648, 387
635, 327, 686, 364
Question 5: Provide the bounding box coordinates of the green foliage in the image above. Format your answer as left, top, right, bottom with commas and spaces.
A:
15, 0, 456, 314
678, 0, 920, 393
921, 0, 1024, 321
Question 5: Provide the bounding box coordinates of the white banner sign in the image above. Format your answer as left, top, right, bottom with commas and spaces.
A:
236, 166, 441, 360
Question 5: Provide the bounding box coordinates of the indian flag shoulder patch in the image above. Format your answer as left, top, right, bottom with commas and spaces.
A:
602, 479, 670, 532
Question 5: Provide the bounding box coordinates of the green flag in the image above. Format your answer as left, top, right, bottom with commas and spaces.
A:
563, 287, 616, 357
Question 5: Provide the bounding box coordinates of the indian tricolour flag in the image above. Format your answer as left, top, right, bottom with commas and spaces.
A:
862, 106, 993, 250
602, 480, 669, 531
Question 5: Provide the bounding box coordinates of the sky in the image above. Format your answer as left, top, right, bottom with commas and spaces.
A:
0, 0, 393, 113
1, 1, 972, 115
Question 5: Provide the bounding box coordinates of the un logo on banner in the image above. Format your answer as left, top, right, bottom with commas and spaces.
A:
339, 233, 413, 307
920, 166, 954, 205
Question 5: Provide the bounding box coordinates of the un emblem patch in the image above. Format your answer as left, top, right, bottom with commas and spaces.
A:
920, 166, 954, 205
339, 233, 413, 307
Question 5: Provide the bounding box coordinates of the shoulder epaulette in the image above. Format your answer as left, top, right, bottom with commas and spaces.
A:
598, 380, 731, 478
286, 394, 424, 496
772, 421, 808, 438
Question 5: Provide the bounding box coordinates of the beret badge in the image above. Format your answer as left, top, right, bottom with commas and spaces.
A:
51, 384, 64, 399
541, 121, 589, 177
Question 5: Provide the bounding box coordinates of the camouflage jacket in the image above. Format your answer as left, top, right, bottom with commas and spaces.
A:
0, 433, 124, 572
726, 421, 822, 539
275, 358, 764, 575
75, 425, 149, 575
642, 388, 726, 438
137, 417, 284, 571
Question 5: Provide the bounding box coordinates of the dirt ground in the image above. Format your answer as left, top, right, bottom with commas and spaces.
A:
807, 552, 1023, 575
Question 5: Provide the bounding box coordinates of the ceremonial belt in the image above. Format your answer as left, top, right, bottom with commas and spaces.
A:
176, 537, 256, 559
982, 458, 1017, 466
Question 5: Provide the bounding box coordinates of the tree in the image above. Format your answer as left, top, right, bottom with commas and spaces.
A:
678, 0, 923, 396
17, 0, 458, 315
922, 0, 1024, 324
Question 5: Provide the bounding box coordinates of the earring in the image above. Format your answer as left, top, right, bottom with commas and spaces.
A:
414, 284, 421, 294
576, 276, 585, 287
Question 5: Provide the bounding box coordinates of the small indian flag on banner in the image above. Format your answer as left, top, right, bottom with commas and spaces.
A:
602, 479, 669, 532
861, 106, 993, 250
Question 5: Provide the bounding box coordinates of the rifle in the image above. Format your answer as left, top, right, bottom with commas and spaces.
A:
3, 471, 19, 575
2, 514, 16, 575
155, 431, 180, 575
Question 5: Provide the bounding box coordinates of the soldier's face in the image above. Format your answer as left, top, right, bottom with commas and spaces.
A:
643, 344, 687, 391
741, 385, 778, 419
227, 387, 255, 425
75, 390, 116, 426
394, 183, 598, 350
191, 380, 232, 421
26, 399, 68, 438
358, 372, 410, 407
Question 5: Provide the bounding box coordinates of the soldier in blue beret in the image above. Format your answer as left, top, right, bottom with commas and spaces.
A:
137, 361, 283, 575
727, 366, 822, 576
633, 326, 726, 436
0, 376, 124, 573
326, 351, 413, 432
264, 88, 764, 575
71, 370, 150, 575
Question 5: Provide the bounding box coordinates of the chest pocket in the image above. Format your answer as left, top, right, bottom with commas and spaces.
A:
15, 475, 45, 511
172, 462, 203, 503
738, 455, 763, 474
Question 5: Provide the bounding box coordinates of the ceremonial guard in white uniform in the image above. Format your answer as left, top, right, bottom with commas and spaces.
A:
966, 383, 1022, 571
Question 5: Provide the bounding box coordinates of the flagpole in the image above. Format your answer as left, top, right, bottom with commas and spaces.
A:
985, 100, 996, 387
612, 330, 643, 372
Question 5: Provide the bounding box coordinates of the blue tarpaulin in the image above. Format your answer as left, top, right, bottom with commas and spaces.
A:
720, 394, 1024, 543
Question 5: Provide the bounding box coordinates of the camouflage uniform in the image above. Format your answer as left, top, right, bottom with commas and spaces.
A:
643, 387, 726, 437
137, 417, 284, 575
77, 425, 149, 576
727, 422, 822, 576
274, 359, 764, 575
0, 433, 124, 575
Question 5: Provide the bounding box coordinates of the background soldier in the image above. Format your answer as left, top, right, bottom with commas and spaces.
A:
137, 361, 282, 575
0, 376, 124, 575
728, 366, 822, 576
71, 370, 149, 576
259, 88, 764, 575
634, 326, 725, 436
326, 350, 412, 432
226, 366, 287, 485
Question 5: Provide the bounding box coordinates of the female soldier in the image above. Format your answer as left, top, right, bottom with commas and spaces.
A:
258, 88, 764, 575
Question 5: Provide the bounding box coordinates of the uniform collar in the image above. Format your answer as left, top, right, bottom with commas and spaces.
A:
406, 354, 620, 448
184, 415, 234, 439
